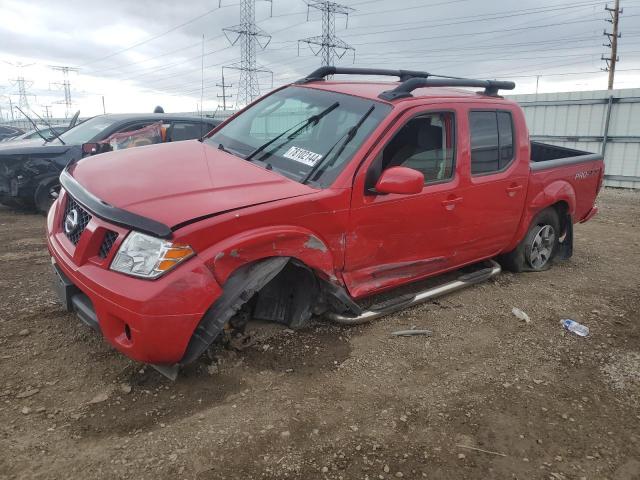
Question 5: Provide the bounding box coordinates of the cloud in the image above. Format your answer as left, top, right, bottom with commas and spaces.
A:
1, 0, 639, 117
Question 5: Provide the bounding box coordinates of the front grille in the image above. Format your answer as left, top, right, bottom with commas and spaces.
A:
99, 231, 118, 258
62, 195, 91, 245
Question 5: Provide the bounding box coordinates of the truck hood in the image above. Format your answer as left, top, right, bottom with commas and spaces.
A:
67, 140, 317, 228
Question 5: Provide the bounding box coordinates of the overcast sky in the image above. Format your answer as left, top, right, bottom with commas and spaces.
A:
1, 0, 639, 119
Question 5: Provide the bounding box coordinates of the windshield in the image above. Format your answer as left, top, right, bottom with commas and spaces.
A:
206, 86, 391, 187
57, 116, 118, 144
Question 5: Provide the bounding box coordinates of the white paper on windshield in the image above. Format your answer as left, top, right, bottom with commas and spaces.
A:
283, 146, 323, 166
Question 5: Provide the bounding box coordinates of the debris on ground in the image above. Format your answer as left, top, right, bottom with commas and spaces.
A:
0, 189, 638, 479
15, 388, 39, 399
391, 329, 433, 337
456, 444, 507, 457
87, 391, 110, 404
511, 307, 531, 324
561, 319, 589, 337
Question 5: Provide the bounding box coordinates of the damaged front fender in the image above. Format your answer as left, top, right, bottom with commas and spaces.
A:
179, 257, 289, 366
206, 226, 339, 286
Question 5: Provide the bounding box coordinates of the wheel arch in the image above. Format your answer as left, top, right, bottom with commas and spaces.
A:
507, 180, 576, 252
202, 225, 341, 287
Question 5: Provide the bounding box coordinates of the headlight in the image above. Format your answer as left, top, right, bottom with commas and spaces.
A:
110, 231, 194, 279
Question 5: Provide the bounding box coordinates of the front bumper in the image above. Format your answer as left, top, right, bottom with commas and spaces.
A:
47, 200, 223, 365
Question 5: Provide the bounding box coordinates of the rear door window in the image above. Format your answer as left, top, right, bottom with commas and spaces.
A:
170, 122, 207, 142
469, 110, 514, 174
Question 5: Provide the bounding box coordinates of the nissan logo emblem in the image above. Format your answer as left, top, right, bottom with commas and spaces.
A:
64, 209, 79, 234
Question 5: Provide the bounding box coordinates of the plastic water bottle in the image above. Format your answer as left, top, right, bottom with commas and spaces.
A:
561, 319, 589, 337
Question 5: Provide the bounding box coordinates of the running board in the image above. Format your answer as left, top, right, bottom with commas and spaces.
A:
326, 260, 502, 325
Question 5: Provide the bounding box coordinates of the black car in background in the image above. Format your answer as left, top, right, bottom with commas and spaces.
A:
0, 113, 220, 212
0, 126, 25, 142
0, 125, 70, 143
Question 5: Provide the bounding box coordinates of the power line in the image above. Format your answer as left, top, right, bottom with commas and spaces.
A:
78, 3, 240, 67
341, 1, 608, 37
343, 0, 608, 31
348, 16, 621, 46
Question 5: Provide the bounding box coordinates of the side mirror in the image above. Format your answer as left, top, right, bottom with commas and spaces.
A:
81, 142, 112, 157
374, 167, 424, 195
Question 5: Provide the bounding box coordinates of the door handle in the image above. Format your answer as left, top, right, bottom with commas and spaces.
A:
506, 184, 523, 197
441, 196, 463, 210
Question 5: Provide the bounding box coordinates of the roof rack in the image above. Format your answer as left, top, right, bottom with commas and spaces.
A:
379, 77, 516, 100
295, 66, 515, 99
296, 66, 437, 84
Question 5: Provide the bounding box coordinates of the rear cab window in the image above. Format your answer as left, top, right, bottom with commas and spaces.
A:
469, 110, 514, 175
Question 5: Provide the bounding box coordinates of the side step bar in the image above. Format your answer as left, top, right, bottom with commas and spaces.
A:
326, 260, 502, 325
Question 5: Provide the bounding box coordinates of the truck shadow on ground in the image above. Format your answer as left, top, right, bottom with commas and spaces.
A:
71, 323, 352, 438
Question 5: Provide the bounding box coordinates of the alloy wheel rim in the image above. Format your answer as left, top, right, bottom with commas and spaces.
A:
529, 225, 555, 269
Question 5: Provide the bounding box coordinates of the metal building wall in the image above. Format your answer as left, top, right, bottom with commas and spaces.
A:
509, 88, 640, 189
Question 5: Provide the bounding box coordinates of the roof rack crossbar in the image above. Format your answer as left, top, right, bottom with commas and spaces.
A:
378, 77, 516, 100
296, 66, 434, 84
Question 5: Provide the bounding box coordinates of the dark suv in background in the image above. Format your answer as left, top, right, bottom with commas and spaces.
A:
0, 113, 220, 212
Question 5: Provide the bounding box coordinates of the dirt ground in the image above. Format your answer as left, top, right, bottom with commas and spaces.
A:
0, 188, 639, 480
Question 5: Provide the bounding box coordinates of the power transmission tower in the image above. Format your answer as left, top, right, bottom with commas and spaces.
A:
6, 62, 35, 110
12, 77, 33, 109
217, 68, 234, 110
298, 1, 355, 67
42, 105, 52, 120
222, 0, 273, 107
602, 0, 622, 90
50, 65, 79, 117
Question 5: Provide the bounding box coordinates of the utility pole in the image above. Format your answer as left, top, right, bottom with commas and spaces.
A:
50, 65, 79, 117
602, 0, 622, 90
222, 0, 273, 107
299, 1, 355, 67
217, 68, 234, 110
43, 105, 52, 119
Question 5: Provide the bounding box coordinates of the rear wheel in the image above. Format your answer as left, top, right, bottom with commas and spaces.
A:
500, 208, 560, 272
525, 224, 556, 269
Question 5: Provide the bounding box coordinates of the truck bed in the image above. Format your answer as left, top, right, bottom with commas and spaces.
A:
530, 141, 602, 170
526, 141, 604, 225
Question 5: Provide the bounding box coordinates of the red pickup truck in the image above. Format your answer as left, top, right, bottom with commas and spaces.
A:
46, 67, 603, 379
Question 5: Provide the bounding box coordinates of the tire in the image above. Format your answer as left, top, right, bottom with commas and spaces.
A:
499, 208, 560, 273
34, 178, 61, 214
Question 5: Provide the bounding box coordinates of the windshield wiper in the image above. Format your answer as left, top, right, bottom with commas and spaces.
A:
302, 104, 376, 185
245, 102, 339, 163
29, 109, 66, 145
14, 106, 49, 144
